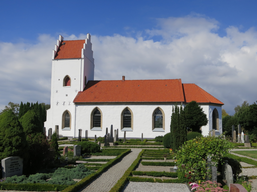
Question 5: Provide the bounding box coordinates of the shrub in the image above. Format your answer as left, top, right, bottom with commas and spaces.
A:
163, 132, 172, 148
50, 132, 60, 161
77, 141, 100, 154
187, 132, 202, 141
176, 136, 233, 182
155, 136, 163, 142
96, 137, 105, 143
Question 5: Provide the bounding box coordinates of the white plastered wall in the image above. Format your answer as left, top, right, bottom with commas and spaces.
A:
74, 104, 174, 139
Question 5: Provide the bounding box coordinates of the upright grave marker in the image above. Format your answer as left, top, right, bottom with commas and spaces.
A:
63, 146, 68, 156
124, 131, 126, 142
85, 130, 88, 140
233, 130, 237, 142
114, 130, 117, 143
1, 156, 23, 178
78, 129, 82, 141
48, 128, 52, 140
55, 125, 59, 139
110, 125, 113, 142
245, 135, 251, 147
238, 124, 241, 143
74, 145, 81, 156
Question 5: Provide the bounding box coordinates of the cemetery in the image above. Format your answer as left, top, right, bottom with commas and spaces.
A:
0, 101, 257, 191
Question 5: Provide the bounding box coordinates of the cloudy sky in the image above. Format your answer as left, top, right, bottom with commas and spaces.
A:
0, 0, 257, 115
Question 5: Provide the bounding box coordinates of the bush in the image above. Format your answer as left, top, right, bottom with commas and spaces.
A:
155, 136, 164, 142
77, 141, 100, 154
96, 137, 105, 143
187, 132, 202, 141
176, 136, 233, 182
163, 132, 172, 148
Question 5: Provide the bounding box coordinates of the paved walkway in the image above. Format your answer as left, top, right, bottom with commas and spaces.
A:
79, 148, 142, 192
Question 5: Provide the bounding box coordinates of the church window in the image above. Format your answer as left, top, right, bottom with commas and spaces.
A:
212, 108, 219, 130
63, 75, 71, 86
152, 107, 165, 132
62, 110, 71, 130
121, 107, 133, 131
91, 108, 102, 131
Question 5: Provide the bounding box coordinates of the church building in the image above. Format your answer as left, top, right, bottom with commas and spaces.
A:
44, 34, 223, 139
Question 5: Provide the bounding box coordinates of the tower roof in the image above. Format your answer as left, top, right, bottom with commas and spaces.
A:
55, 40, 85, 59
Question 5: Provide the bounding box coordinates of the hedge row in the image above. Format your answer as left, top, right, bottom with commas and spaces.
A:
141, 162, 176, 166
128, 176, 185, 183
0, 183, 67, 191
109, 149, 145, 192
61, 149, 131, 192
132, 171, 178, 178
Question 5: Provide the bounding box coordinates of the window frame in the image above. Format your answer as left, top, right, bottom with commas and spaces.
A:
91, 107, 102, 131
121, 107, 133, 132
152, 107, 165, 132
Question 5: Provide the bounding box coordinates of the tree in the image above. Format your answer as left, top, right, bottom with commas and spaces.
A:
184, 101, 208, 133
50, 132, 60, 161
234, 101, 249, 115
222, 115, 237, 136
0, 110, 28, 160
0, 102, 19, 116
222, 109, 229, 118
239, 102, 257, 133
171, 105, 187, 150
19, 110, 42, 135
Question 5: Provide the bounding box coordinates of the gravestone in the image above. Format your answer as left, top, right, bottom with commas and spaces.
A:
124, 131, 126, 142
110, 125, 113, 142
229, 184, 247, 192
244, 135, 251, 147
106, 127, 108, 136
238, 125, 241, 143
224, 163, 233, 187
233, 130, 237, 143
141, 133, 143, 142
95, 135, 97, 142
207, 155, 217, 182
116, 129, 119, 141
85, 130, 88, 140
104, 135, 109, 146
232, 125, 235, 141
74, 145, 81, 156
48, 128, 52, 140
78, 129, 82, 141
43, 127, 46, 136
241, 131, 244, 143
114, 130, 117, 143
1, 156, 23, 178
55, 125, 59, 139
107, 133, 110, 143
63, 146, 68, 156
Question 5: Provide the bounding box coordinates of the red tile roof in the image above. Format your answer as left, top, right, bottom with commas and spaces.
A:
73, 79, 223, 105
183, 83, 224, 105
74, 79, 185, 103
55, 40, 85, 59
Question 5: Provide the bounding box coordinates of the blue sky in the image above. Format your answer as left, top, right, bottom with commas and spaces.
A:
1, 0, 257, 115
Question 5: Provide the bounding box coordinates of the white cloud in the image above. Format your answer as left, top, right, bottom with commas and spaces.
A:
1, 15, 257, 115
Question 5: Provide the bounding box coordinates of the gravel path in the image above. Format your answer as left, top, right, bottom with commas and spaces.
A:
79, 148, 142, 192
122, 182, 190, 192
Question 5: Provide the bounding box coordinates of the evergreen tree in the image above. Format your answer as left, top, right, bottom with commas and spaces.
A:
50, 132, 60, 161
20, 110, 42, 135
0, 110, 28, 160
184, 101, 208, 133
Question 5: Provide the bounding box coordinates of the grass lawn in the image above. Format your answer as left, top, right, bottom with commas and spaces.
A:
233, 150, 257, 159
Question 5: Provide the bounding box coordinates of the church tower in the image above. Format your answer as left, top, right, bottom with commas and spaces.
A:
44, 34, 94, 137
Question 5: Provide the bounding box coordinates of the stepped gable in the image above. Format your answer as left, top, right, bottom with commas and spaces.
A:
55, 40, 85, 59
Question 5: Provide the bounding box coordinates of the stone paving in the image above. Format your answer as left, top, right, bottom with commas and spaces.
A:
79, 148, 142, 192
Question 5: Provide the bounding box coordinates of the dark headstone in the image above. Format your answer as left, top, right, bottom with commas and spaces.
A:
106, 127, 108, 135
78, 129, 82, 141
43, 127, 46, 136
74, 145, 81, 156
141, 133, 143, 142
124, 131, 126, 142
55, 125, 59, 139
110, 125, 113, 142
63, 146, 68, 156
114, 130, 117, 143
116, 129, 119, 141
48, 128, 52, 140
1, 156, 23, 178
85, 130, 88, 140
94, 135, 97, 142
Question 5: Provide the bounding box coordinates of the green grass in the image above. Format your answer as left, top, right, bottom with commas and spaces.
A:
233, 150, 257, 159
226, 153, 257, 166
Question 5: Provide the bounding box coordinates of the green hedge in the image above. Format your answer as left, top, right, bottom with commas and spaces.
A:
132, 171, 177, 178
61, 149, 131, 192
128, 176, 185, 183
109, 149, 145, 192
187, 132, 202, 141
163, 132, 172, 148
141, 162, 176, 166
0, 183, 67, 191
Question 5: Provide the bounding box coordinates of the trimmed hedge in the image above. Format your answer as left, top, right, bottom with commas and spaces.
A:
163, 132, 172, 148
155, 136, 164, 142
132, 171, 177, 178
109, 149, 145, 192
0, 183, 67, 191
187, 132, 202, 141
128, 176, 185, 183
77, 141, 100, 154
141, 162, 176, 166
61, 149, 131, 192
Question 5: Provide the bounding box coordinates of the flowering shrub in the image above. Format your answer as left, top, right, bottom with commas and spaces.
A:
192, 180, 228, 192
176, 136, 233, 181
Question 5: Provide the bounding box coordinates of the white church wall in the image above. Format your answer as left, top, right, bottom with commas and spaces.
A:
200, 105, 210, 136
74, 104, 174, 139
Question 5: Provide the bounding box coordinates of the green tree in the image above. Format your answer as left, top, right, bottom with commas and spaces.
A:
239, 102, 257, 133
50, 132, 60, 161
0, 110, 28, 160
171, 105, 187, 150
0, 102, 20, 116
19, 110, 42, 135
222, 109, 229, 118
184, 101, 208, 133
234, 101, 249, 114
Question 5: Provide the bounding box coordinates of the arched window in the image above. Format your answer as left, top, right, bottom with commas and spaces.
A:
62, 110, 71, 130
63, 75, 71, 86
91, 108, 102, 131
212, 108, 219, 130
152, 107, 165, 132
121, 107, 133, 131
